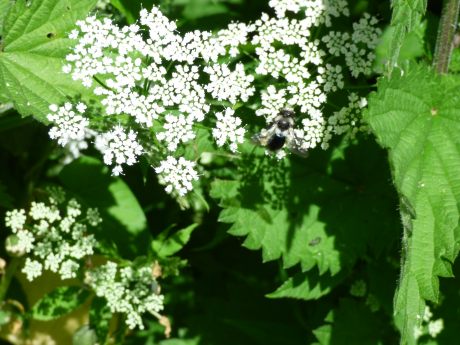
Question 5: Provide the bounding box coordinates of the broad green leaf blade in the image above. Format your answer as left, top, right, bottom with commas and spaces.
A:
152, 223, 198, 258
266, 270, 344, 300
59, 156, 149, 258
0, 0, 97, 121
388, 0, 427, 73
0, 0, 12, 37
31, 286, 90, 321
365, 66, 460, 345
211, 139, 400, 280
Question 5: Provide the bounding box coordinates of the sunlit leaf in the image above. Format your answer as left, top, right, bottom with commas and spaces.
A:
0, 0, 97, 121
365, 65, 460, 345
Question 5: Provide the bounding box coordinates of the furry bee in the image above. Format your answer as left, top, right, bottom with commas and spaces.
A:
252, 108, 308, 157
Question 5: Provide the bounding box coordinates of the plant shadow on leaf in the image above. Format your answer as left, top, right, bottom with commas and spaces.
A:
59, 156, 150, 259
216, 135, 400, 276
211, 135, 401, 343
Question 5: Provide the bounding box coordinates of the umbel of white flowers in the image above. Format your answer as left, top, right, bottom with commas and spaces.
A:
47, 0, 379, 196
4, 196, 100, 281
85, 261, 164, 330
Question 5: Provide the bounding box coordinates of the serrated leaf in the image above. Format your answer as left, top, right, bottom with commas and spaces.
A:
267, 270, 344, 300
388, 0, 427, 73
365, 65, 460, 345
59, 156, 149, 258
211, 140, 400, 280
152, 223, 198, 258
31, 286, 90, 321
374, 20, 426, 74
0, 0, 98, 121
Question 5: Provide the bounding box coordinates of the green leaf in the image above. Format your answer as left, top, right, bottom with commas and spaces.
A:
59, 156, 149, 258
31, 286, 90, 321
152, 223, 198, 258
181, 0, 228, 20
89, 297, 111, 344
211, 140, 399, 278
313, 299, 392, 344
365, 65, 460, 344
0, 0, 12, 37
374, 21, 426, 74
0, 0, 98, 121
267, 270, 344, 300
388, 0, 427, 73
110, 0, 155, 24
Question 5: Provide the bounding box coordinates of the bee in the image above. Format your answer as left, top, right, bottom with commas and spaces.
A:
252, 108, 308, 157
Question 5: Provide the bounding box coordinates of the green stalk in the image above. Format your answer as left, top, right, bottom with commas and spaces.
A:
0, 258, 21, 302
433, 0, 460, 73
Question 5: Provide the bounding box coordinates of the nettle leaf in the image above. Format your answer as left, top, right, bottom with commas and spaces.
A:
388, 0, 427, 73
0, 0, 97, 122
365, 66, 460, 345
211, 139, 400, 300
152, 223, 198, 258
31, 286, 90, 321
59, 156, 149, 258
266, 270, 344, 300
0, 0, 12, 37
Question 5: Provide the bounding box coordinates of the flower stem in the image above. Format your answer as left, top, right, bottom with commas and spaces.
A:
433, 0, 460, 74
0, 258, 22, 302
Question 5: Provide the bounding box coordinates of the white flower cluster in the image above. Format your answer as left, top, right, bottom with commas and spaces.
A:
94, 125, 143, 176
56, 6, 257, 195
86, 261, 164, 330
204, 63, 255, 104
212, 108, 246, 152
49, 2, 382, 195
155, 157, 199, 197
414, 306, 444, 340
250, 0, 379, 155
4, 197, 100, 281
47, 102, 95, 163
321, 93, 369, 149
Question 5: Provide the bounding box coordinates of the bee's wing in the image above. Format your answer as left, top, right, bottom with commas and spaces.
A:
252, 128, 271, 146
287, 131, 309, 158
289, 144, 309, 158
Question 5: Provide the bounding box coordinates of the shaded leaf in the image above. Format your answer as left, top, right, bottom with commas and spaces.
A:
313, 299, 393, 344
211, 139, 399, 278
267, 270, 345, 300
152, 223, 198, 258
59, 156, 149, 258
89, 297, 111, 344
31, 286, 89, 321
